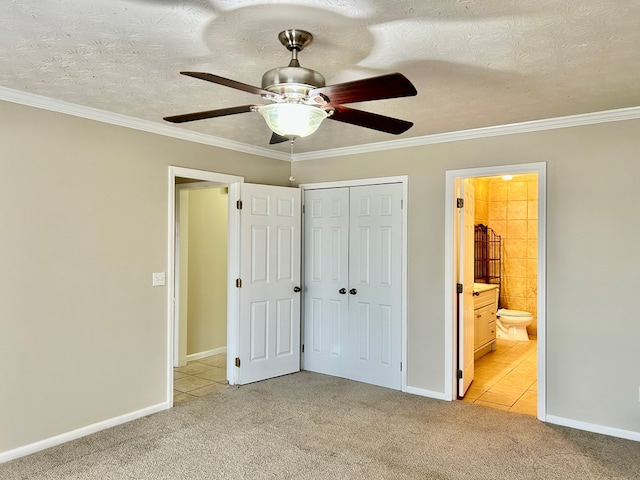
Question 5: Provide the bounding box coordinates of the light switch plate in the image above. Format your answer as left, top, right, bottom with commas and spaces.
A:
152, 272, 166, 287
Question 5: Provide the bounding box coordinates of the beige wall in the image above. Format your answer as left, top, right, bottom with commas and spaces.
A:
2, 97, 640, 455
294, 118, 640, 435
186, 187, 228, 355
0, 100, 289, 454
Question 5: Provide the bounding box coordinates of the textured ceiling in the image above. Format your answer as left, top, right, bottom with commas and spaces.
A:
1, 0, 639, 154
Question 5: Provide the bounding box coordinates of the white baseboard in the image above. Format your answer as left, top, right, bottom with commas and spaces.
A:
187, 346, 226, 362
546, 414, 640, 442
406, 386, 451, 401
0, 401, 170, 464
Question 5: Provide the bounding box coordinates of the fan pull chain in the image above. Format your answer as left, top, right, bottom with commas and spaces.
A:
289, 139, 296, 183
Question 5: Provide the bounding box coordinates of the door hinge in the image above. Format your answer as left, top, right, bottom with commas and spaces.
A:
457, 283, 463, 294
401, 199, 404, 209
235, 357, 241, 368
457, 369, 463, 379
302, 204, 305, 214
400, 362, 403, 372
236, 278, 242, 288
457, 197, 464, 208
301, 344, 305, 353
236, 200, 243, 210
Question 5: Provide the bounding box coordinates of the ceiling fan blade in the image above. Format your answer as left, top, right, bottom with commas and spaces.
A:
269, 132, 290, 145
310, 73, 417, 105
163, 105, 254, 123
180, 71, 271, 96
329, 106, 413, 135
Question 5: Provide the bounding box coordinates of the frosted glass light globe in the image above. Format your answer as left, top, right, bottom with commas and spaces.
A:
258, 103, 328, 138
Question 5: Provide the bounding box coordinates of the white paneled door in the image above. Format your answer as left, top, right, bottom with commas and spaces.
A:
458, 180, 475, 397
348, 184, 403, 389
304, 183, 403, 390
237, 183, 301, 385
303, 188, 350, 377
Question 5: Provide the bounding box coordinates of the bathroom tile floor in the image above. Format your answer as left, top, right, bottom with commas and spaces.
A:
462, 338, 537, 416
173, 354, 229, 406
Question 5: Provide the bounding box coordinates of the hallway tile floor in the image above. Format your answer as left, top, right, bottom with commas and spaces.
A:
173, 354, 229, 406
462, 338, 537, 416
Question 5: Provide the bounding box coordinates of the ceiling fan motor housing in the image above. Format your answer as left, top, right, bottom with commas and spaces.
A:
262, 29, 326, 102
261, 66, 325, 96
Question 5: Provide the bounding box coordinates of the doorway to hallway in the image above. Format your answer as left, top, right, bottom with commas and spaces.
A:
174, 184, 229, 368
167, 168, 303, 405
167, 167, 243, 406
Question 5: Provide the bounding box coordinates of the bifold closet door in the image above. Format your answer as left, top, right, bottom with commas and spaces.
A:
303, 184, 402, 390
303, 187, 350, 377
348, 184, 402, 390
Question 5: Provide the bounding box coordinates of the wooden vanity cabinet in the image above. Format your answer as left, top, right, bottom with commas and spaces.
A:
474, 287, 498, 357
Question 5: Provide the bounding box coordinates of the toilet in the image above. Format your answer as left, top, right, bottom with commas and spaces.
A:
496, 308, 532, 341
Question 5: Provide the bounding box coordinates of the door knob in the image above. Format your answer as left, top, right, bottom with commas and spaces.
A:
349, 288, 357, 295
293, 286, 301, 293
339, 288, 347, 295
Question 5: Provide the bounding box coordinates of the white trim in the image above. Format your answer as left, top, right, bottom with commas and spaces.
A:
300, 175, 409, 392
401, 178, 408, 393
3, 85, 638, 164
0, 86, 289, 162
406, 386, 451, 401
444, 163, 547, 422
299, 175, 408, 191
293, 106, 640, 161
0, 402, 168, 464
186, 346, 227, 362
226, 182, 241, 386
167, 167, 244, 404
170, 168, 245, 187
536, 166, 547, 421
546, 415, 640, 442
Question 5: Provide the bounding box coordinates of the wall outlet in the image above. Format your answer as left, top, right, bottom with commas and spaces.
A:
152, 272, 166, 287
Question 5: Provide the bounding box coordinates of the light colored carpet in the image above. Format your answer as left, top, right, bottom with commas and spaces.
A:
2, 371, 639, 479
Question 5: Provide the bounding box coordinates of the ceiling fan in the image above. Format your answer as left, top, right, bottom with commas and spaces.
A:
163, 29, 418, 145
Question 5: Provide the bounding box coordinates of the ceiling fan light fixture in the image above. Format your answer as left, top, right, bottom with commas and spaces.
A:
165, 29, 418, 144
257, 103, 328, 139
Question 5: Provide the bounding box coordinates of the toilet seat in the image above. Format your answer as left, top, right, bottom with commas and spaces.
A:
498, 308, 531, 318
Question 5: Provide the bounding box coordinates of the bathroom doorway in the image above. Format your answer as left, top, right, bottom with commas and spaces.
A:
444, 163, 546, 421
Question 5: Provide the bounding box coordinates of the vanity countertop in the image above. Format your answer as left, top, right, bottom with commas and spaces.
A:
473, 283, 499, 293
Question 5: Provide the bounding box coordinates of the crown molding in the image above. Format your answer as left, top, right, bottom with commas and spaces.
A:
292, 105, 640, 161
0, 86, 290, 162
2, 86, 639, 163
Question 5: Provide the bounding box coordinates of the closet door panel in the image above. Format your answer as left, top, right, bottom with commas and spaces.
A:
303, 188, 350, 376
348, 184, 403, 390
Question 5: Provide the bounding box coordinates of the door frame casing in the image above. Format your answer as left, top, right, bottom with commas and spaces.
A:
444, 162, 546, 421
299, 175, 409, 392
167, 167, 244, 406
